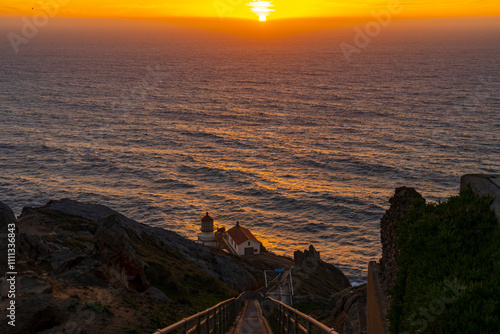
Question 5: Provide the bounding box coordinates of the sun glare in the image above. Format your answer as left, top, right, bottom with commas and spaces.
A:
247, 1, 274, 21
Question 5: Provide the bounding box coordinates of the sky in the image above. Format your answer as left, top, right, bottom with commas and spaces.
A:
1, 0, 500, 20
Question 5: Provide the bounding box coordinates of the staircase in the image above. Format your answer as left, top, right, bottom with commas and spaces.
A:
154, 291, 339, 334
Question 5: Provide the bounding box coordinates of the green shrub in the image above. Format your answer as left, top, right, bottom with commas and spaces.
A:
388, 187, 500, 333
122, 326, 145, 334
293, 301, 320, 314
85, 301, 114, 316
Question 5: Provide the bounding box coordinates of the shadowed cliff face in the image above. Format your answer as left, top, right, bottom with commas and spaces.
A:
292, 245, 365, 334
0, 199, 351, 333
379, 187, 424, 303
0, 199, 240, 333
11, 199, 264, 293
293, 245, 351, 296
294, 188, 426, 334
0, 202, 17, 274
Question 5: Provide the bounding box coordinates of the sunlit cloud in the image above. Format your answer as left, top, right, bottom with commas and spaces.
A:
247, 1, 274, 21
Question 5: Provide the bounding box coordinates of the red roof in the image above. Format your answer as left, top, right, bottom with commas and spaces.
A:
201, 212, 213, 222
227, 223, 260, 245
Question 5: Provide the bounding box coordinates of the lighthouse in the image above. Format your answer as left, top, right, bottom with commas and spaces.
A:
198, 212, 216, 247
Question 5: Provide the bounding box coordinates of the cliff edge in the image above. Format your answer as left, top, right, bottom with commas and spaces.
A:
0, 199, 350, 333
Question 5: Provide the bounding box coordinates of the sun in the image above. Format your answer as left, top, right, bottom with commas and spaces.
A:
247, 1, 274, 22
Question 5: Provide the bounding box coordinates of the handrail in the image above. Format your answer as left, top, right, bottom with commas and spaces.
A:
262, 295, 339, 334
154, 291, 339, 334
153, 292, 248, 334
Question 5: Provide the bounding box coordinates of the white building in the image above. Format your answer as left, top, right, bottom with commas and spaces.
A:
198, 212, 216, 247
227, 221, 261, 256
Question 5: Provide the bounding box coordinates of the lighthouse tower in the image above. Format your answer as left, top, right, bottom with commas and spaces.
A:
198, 212, 216, 247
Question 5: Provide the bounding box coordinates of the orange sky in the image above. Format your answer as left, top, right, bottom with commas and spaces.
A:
1, 0, 500, 20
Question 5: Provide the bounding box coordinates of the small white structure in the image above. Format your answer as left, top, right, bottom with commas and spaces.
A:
198, 212, 216, 247
227, 221, 261, 256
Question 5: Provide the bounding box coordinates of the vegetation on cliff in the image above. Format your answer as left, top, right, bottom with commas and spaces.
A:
0, 199, 351, 333
388, 187, 500, 333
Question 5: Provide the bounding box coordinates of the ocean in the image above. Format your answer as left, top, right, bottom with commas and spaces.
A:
1, 17, 499, 284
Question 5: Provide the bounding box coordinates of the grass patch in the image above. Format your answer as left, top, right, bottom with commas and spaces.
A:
123, 296, 140, 310
189, 291, 231, 311
388, 186, 500, 333
39, 207, 99, 233
124, 227, 236, 304
85, 301, 114, 316
293, 302, 321, 314
66, 303, 77, 312
122, 326, 145, 334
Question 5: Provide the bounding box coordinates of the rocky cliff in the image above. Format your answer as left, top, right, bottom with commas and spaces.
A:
378, 187, 424, 306
293, 245, 351, 296
295, 187, 426, 334
0, 199, 351, 333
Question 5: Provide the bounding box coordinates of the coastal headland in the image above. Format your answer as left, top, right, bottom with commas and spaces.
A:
0, 199, 359, 333
3, 175, 498, 333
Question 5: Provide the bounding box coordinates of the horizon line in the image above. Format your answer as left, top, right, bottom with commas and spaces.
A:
1, 13, 500, 21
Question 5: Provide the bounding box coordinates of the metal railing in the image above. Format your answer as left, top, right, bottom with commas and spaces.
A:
154, 291, 339, 334
153, 292, 247, 334
261, 295, 339, 334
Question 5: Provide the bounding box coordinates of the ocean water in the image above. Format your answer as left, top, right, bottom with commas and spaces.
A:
1, 17, 499, 284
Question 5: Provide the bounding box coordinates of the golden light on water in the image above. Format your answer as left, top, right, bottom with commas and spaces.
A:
247, 1, 274, 21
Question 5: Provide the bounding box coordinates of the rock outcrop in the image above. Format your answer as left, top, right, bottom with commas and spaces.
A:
93, 215, 150, 291
293, 245, 351, 296
292, 245, 363, 334
0, 201, 17, 277
298, 187, 425, 334
330, 285, 367, 334
378, 187, 424, 303
0, 199, 351, 333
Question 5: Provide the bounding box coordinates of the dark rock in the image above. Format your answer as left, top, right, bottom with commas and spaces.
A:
379, 187, 423, 304
1, 294, 67, 334
30, 304, 66, 333
46, 198, 118, 222
93, 214, 150, 292
6, 198, 357, 333
19, 233, 51, 260
50, 250, 82, 273
293, 244, 321, 266
177, 298, 192, 306
142, 287, 170, 301
344, 292, 361, 311
57, 264, 110, 287
0, 201, 16, 230
18, 275, 53, 295
328, 285, 367, 334
293, 245, 351, 296
344, 300, 366, 334
0, 202, 16, 227
0, 201, 16, 277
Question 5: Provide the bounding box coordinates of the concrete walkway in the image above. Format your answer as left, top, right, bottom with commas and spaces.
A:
227, 299, 271, 334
